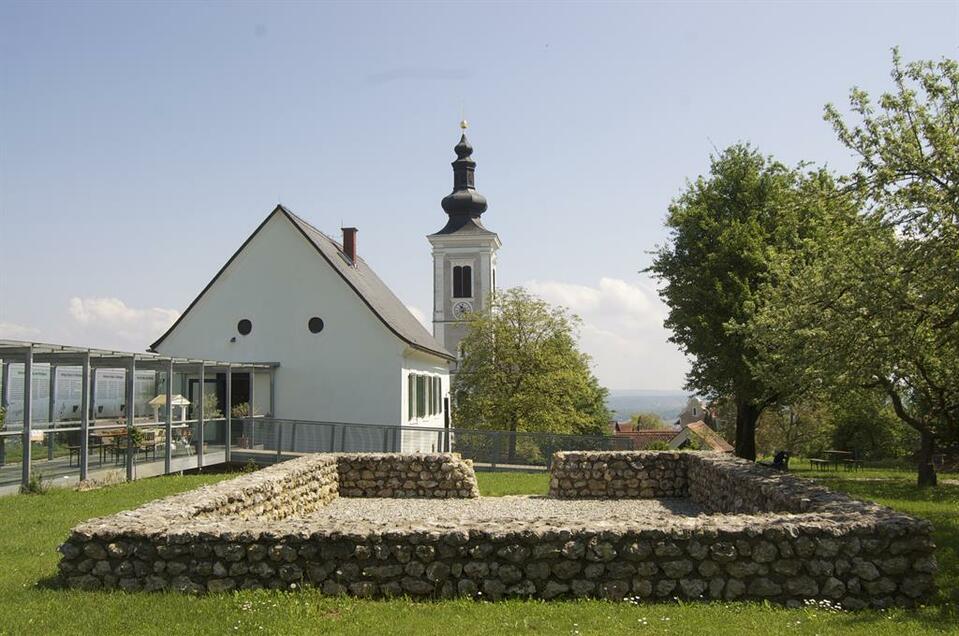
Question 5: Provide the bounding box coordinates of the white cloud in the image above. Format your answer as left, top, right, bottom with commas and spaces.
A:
67, 297, 180, 350
406, 304, 430, 330
0, 321, 41, 340
524, 277, 688, 391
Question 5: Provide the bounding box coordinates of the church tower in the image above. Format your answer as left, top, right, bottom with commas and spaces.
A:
428, 123, 501, 370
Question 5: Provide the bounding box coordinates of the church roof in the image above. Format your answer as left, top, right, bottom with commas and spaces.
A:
428, 216, 498, 238
150, 205, 455, 362
432, 131, 497, 237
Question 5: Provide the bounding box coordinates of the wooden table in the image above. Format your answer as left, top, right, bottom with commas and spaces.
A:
823, 450, 853, 471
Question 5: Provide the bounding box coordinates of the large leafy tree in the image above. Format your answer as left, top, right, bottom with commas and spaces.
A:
749, 51, 959, 486
647, 144, 846, 460
755, 400, 834, 460
452, 288, 609, 460
630, 412, 669, 430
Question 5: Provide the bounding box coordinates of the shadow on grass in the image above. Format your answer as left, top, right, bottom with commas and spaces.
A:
35, 573, 63, 590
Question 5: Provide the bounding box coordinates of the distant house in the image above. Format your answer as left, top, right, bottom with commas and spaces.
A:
674, 397, 706, 427
669, 421, 734, 453
612, 423, 678, 449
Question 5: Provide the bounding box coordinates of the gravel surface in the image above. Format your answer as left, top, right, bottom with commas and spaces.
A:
304, 496, 705, 531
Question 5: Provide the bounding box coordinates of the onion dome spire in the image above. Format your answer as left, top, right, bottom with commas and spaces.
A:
441, 121, 488, 222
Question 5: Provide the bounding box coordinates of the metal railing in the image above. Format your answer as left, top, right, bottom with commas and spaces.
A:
235, 419, 634, 470
0, 417, 635, 492
0, 415, 268, 492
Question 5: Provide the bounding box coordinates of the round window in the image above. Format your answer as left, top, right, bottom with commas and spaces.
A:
308, 317, 324, 333
237, 319, 252, 336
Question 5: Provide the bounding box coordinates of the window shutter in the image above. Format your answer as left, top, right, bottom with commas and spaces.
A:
408, 375, 414, 421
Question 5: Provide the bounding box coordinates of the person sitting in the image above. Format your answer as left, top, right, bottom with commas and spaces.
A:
758, 450, 790, 471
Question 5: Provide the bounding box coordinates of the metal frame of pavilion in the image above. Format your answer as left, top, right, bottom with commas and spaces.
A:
0, 339, 277, 490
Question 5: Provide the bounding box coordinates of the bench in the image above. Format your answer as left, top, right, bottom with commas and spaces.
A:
809, 458, 832, 471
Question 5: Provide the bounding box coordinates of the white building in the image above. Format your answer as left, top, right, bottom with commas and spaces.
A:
428, 124, 501, 370
150, 204, 455, 451
675, 397, 706, 427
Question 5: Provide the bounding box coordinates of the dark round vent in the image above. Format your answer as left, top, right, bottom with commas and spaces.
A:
237, 319, 252, 336
308, 317, 324, 334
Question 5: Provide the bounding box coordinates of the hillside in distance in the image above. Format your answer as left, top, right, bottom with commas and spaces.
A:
605, 389, 692, 422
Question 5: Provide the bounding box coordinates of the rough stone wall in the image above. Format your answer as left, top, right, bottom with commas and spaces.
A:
56, 512, 937, 607
549, 451, 688, 498
196, 455, 339, 521
687, 453, 842, 514
337, 453, 479, 498
56, 451, 937, 608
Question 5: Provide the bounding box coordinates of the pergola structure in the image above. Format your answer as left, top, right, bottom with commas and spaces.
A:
0, 339, 278, 489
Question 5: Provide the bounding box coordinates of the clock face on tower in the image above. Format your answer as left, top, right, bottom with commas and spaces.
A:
452, 300, 473, 320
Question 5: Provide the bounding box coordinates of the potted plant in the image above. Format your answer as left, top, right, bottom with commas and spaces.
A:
126, 426, 145, 461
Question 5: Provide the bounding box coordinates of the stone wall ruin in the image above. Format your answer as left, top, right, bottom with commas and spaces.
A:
56, 451, 937, 608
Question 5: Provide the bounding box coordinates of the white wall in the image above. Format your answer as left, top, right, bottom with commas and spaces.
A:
400, 349, 450, 452
154, 212, 410, 426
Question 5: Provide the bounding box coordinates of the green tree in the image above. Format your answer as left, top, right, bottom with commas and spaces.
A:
748, 51, 958, 487
630, 412, 669, 430
452, 287, 610, 460
829, 391, 918, 461
825, 49, 958, 485
756, 400, 834, 459
647, 144, 843, 460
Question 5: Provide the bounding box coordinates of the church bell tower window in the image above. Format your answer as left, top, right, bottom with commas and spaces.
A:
452, 265, 472, 298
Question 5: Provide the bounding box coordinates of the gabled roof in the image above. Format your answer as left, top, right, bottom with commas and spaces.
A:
150, 205, 454, 361
684, 421, 734, 452
613, 429, 677, 449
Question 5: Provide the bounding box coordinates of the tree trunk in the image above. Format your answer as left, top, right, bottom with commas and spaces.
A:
917, 429, 937, 488
734, 400, 761, 461
507, 423, 518, 464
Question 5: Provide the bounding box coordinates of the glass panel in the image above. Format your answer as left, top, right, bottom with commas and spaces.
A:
408, 375, 415, 421
427, 376, 434, 416
416, 375, 426, 418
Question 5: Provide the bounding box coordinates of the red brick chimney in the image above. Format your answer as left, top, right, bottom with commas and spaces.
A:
341, 227, 357, 263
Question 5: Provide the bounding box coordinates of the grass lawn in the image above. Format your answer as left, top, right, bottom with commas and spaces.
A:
1, 467, 957, 635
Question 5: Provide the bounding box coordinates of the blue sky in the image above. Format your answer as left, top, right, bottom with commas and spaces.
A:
1, 1, 956, 390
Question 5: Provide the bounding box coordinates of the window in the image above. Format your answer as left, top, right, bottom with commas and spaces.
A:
408, 375, 415, 420
408, 373, 444, 421
416, 375, 427, 418
452, 265, 472, 298
237, 319, 252, 336
426, 376, 433, 416
308, 317, 324, 333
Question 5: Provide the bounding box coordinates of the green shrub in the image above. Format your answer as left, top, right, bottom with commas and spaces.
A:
20, 471, 47, 495
231, 402, 256, 418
